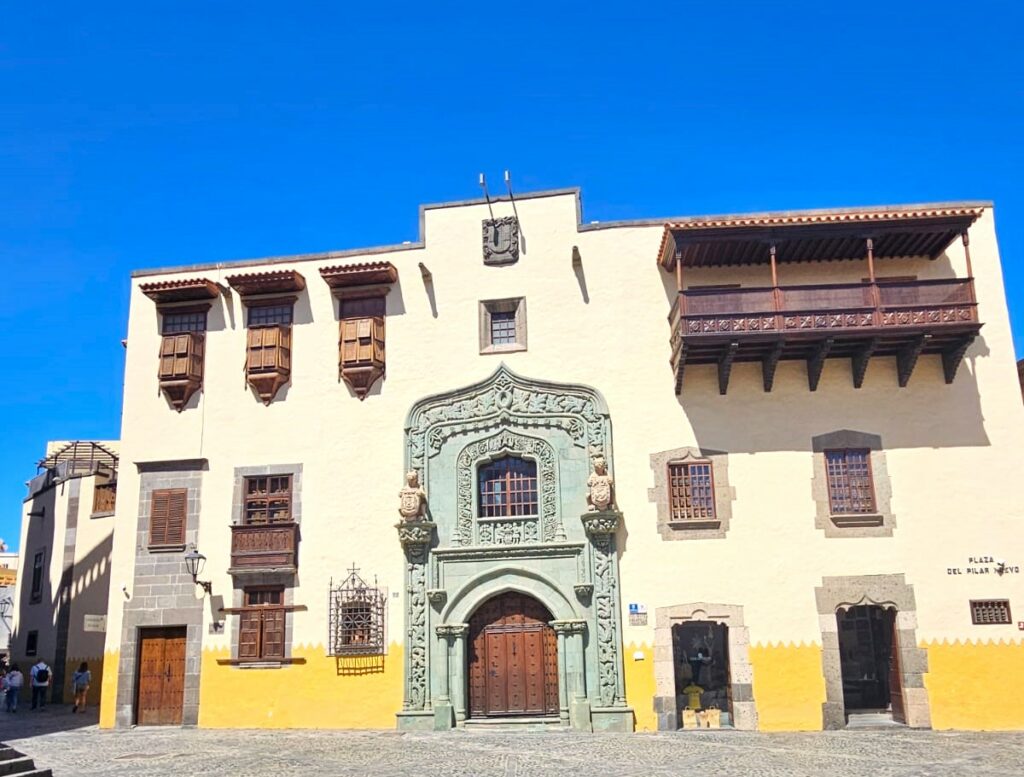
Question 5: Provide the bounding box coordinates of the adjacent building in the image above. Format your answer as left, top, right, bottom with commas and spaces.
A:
0, 547, 17, 658
10, 441, 117, 706
99, 189, 1024, 732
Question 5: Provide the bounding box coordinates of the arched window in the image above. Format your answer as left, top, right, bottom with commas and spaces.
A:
478, 456, 538, 518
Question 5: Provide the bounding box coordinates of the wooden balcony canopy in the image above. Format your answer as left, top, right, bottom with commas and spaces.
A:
140, 278, 221, 303
226, 269, 306, 296
658, 204, 986, 269
319, 261, 398, 291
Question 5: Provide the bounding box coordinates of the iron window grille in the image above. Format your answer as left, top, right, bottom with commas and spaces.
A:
328, 566, 387, 656
824, 449, 876, 515
478, 456, 538, 518
970, 599, 1012, 625
667, 461, 716, 521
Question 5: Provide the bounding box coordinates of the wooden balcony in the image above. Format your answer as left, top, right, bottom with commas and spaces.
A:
230, 522, 300, 573
670, 278, 981, 394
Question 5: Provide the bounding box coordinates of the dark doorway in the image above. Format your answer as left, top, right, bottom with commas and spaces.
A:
672, 621, 731, 723
836, 605, 905, 722
135, 626, 187, 726
467, 592, 559, 718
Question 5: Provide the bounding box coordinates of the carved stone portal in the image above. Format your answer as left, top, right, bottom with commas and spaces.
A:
482, 217, 520, 266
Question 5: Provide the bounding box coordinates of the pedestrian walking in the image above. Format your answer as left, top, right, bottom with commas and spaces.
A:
30, 659, 51, 710
5, 664, 23, 712
71, 662, 91, 713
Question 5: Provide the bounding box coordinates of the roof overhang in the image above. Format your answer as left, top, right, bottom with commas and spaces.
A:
140, 278, 221, 303
225, 269, 306, 296
658, 204, 986, 270
319, 261, 398, 290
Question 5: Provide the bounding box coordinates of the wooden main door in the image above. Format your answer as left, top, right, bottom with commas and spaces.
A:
136, 626, 187, 726
468, 592, 559, 718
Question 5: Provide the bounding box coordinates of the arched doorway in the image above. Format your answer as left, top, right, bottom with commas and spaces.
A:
467, 592, 559, 718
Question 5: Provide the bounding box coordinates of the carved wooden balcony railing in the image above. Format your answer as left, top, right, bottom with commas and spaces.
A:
230, 522, 300, 573
670, 278, 981, 394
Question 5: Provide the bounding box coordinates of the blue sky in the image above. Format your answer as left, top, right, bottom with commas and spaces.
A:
2, 2, 1022, 548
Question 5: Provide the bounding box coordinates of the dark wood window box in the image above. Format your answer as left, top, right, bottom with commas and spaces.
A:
230, 522, 300, 573
830, 513, 884, 528
667, 519, 722, 531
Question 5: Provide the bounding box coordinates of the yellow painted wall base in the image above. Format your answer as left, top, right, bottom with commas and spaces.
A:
624, 642, 655, 731
64, 655, 104, 708
99, 649, 119, 728
198, 644, 404, 729
925, 639, 1024, 730
749, 642, 826, 731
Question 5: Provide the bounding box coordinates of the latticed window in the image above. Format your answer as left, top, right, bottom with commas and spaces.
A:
248, 304, 293, 326
490, 311, 517, 345
329, 567, 386, 656
239, 587, 286, 661
478, 456, 538, 518
667, 462, 716, 521
970, 599, 1011, 625
825, 449, 876, 514
161, 310, 207, 334
244, 475, 292, 524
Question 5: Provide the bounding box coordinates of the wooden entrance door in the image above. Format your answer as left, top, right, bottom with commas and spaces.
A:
468, 592, 559, 718
136, 626, 187, 725
886, 609, 906, 723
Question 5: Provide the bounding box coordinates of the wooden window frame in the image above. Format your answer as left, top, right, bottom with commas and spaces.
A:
242, 475, 293, 526
92, 480, 117, 516
148, 488, 188, 551
160, 306, 209, 335
30, 550, 44, 603
238, 586, 287, 662
479, 297, 527, 354
667, 461, 717, 523
824, 449, 877, 516
478, 456, 539, 519
970, 599, 1012, 625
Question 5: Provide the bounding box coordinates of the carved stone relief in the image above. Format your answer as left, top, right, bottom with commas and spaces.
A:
482, 217, 520, 266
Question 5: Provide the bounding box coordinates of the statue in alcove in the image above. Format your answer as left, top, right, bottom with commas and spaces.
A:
587, 454, 615, 512
398, 470, 427, 521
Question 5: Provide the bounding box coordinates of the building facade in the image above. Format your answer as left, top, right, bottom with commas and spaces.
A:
99, 189, 1024, 732
0, 549, 17, 658
10, 441, 117, 706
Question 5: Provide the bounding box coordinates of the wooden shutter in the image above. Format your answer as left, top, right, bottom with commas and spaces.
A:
149, 488, 187, 547
277, 325, 292, 371
247, 328, 265, 371
238, 611, 261, 660
261, 609, 286, 659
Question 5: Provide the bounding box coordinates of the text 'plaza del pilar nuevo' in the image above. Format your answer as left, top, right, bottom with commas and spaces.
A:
9, 187, 1024, 733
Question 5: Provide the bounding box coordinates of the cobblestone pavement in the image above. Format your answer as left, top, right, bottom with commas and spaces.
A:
3, 710, 1024, 777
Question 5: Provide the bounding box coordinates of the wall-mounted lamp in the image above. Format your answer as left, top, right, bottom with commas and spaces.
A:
0, 597, 12, 618
183, 544, 212, 595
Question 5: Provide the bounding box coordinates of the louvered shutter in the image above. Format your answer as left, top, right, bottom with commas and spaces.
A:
238, 611, 261, 660
247, 328, 265, 371
166, 489, 187, 545
189, 333, 205, 380
340, 319, 359, 365
261, 609, 286, 659
261, 326, 278, 369
277, 325, 291, 371
149, 490, 170, 546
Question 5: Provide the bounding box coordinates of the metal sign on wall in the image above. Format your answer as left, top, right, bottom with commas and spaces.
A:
83, 614, 107, 633
628, 603, 648, 626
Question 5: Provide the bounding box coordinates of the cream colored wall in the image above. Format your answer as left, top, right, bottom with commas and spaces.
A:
68, 476, 114, 662
105, 194, 1024, 713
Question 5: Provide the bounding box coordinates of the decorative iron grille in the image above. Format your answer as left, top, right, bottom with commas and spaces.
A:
970, 599, 1011, 625
328, 565, 387, 656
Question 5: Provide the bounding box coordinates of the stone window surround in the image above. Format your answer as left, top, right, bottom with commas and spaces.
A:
231, 464, 303, 527
652, 603, 757, 731
811, 430, 894, 538
648, 446, 735, 540
815, 573, 931, 729
479, 297, 527, 355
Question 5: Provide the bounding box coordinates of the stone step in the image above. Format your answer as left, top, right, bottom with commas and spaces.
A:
0, 750, 18, 762
463, 716, 566, 732
0, 756, 37, 776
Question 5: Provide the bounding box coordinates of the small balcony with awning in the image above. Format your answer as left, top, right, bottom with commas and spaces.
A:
658, 204, 986, 395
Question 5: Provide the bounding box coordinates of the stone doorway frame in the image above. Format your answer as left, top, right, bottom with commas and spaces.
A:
815, 573, 931, 729
653, 603, 757, 731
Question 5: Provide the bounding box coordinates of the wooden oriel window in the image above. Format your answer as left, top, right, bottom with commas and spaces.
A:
667, 461, 716, 521
337, 296, 386, 400
478, 456, 538, 518
30, 550, 44, 603
243, 475, 293, 525
157, 307, 208, 412
970, 599, 1011, 625
244, 300, 294, 405
239, 587, 286, 661
149, 488, 188, 548
825, 449, 876, 515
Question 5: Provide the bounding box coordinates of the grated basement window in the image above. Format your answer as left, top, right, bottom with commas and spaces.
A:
329, 565, 387, 656
970, 599, 1011, 625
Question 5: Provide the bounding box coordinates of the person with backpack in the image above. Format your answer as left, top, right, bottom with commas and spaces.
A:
4, 664, 23, 712
30, 659, 50, 710
71, 662, 91, 713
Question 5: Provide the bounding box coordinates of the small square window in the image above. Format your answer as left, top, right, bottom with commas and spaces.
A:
26, 631, 38, 656
970, 599, 1011, 625
480, 298, 526, 354
824, 449, 876, 515
667, 462, 716, 522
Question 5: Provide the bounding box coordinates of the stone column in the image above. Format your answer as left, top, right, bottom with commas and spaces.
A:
552, 619, 588, 730
451, 624, 469, 725
433, 623, 465, 731
396, 520, 436, 731
581, 510, 633, 732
